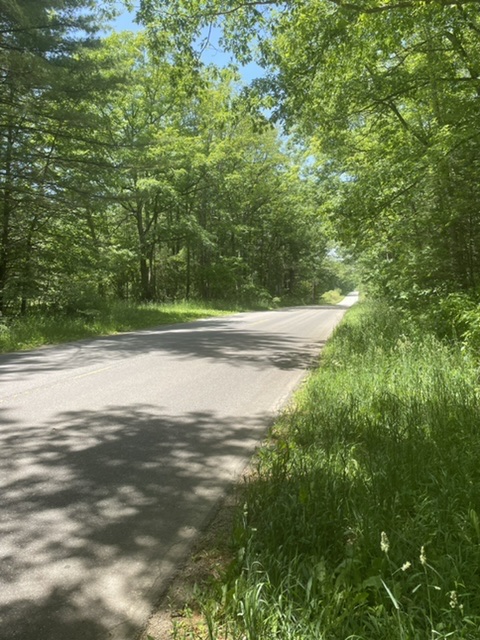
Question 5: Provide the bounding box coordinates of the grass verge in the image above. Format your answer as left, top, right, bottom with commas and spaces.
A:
0, 300, 249, 354
170, 300, 480, 639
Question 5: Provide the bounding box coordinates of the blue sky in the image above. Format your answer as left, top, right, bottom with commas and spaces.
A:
108, 1, 264, 84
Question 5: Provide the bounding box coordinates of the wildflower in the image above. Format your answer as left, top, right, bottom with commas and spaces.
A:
401, 561, 411, 571
380, 531, 390, 554
449, 591, 458, 609
420, 545, 427, 566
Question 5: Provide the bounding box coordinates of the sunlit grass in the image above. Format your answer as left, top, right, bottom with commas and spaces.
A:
319, 288, 344, 305
174, 300, 480, 639
0, 300, 245, 353
0, 293, 350, 354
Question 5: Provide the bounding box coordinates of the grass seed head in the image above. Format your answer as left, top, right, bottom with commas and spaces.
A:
420, 545, 427, 566
381, 531, 390, 554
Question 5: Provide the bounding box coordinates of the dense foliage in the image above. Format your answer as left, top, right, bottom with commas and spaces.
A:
0, 1, 353, 318
3, 2, 480, 319
137, 0, 480, 317
0, 0, 115, 314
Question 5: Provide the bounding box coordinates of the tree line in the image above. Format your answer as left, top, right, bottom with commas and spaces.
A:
7, 0, 477, 325
1, 1, 353, 317
135, 0, 480, 323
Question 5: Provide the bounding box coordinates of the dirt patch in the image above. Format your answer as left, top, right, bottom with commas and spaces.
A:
138, 488, 240, 640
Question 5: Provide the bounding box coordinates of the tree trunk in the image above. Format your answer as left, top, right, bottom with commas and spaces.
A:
0, 122, 14, 315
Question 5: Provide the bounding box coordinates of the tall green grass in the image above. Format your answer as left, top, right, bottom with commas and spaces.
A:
0, 300, 243, 353
186, 301, 480, 639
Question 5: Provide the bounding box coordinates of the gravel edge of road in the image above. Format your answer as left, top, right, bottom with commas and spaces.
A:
137, 478, 243, 640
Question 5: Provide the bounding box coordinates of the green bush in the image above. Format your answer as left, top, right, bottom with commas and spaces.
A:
319, 288, 346, 305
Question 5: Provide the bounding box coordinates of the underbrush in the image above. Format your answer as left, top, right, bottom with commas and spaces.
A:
0, 300, 242, 353
176, 300, 480, 639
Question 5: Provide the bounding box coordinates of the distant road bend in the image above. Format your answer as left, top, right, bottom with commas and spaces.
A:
0, 293, 358, 640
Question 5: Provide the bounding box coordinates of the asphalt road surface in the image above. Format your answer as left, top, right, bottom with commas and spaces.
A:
0, 294, 357, 640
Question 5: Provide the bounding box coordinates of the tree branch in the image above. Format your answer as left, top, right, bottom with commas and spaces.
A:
329, 0, 480, 13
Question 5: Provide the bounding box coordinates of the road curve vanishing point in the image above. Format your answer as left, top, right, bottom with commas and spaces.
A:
0, 294, 358, 640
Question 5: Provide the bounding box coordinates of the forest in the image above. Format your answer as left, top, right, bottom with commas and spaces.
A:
0, 0, 357, 323
133, 0, 480, 336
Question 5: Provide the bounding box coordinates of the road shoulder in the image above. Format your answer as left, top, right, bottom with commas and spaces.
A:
138, 487, 239, 640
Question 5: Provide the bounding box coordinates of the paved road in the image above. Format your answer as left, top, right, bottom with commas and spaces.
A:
0, 295, 357, 640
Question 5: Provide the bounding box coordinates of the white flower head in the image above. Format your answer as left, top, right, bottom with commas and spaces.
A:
420, 546, 427, 566
380, 531, 390, 554
449, 591, 459, 609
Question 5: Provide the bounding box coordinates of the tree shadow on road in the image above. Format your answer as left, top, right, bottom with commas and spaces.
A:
0, 316, 331, 383
0, 403, 273, 640
0, 303, 351, 638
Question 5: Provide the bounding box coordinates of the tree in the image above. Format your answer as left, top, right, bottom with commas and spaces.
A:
0, 0, 115, 313
283, 1, 480, 303
97, 33, 328, 302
